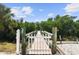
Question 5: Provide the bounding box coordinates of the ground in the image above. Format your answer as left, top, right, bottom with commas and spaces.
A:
57, 44, 79, 55
0, 42, 16, 54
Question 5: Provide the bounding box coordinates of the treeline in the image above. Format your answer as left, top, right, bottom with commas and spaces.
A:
40, 16, 79, 41
0, 4, 79, 42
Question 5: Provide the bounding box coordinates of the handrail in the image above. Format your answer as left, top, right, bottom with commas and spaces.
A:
56, 46, 65, 55
42, 31, 53, 36
25, 31, 36, 36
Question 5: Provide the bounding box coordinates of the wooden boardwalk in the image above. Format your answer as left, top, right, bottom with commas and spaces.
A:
27, 31, 52, 55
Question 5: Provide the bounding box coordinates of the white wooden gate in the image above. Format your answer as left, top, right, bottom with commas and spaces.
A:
26, 31, 53, 55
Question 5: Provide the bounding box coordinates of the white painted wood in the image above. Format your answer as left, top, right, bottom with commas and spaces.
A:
28, 31, 52, 54
16, 29, 20, 55
26, 30, 54, 54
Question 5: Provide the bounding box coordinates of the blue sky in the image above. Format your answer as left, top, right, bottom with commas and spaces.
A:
3, 3, 79, 22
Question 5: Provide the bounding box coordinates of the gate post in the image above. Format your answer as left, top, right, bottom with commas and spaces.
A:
16, 29, 20, 55
21, 27, 27, 55
51, 27, 57, 54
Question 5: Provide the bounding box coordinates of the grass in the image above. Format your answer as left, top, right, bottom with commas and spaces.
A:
0, 42, 16, 53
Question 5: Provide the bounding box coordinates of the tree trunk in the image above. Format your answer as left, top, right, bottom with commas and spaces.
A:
59, 35, 62, 44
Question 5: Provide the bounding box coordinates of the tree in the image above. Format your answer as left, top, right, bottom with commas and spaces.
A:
74, 20, 79, 38
40, 18, 54, 32
54, 15, 77, 41
0, 4, 16, 42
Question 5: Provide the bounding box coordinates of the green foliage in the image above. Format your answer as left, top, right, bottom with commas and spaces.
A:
74, 20, 79, 38
0, 4, 16, 42
0, 22, 4, 31
25, 22, 36, 33
40, 18, 54, 32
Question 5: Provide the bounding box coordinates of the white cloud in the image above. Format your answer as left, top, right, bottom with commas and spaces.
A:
22, 6, 33, 15
64, 12, 71, 15
10, 6, 33, 18
39, 9, 44, 12
64, 3, 79, 13
10, 7, 19, 15
33, 18, 46, 22
47, 13, 54, 17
